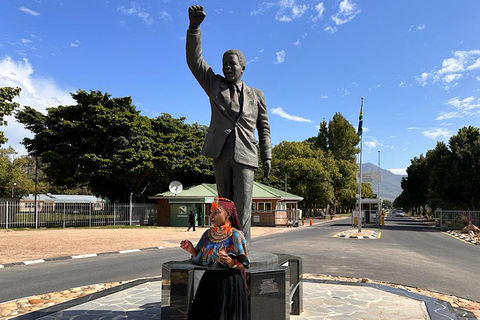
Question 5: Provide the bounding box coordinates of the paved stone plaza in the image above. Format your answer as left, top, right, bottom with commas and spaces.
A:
12, 278, 477, 320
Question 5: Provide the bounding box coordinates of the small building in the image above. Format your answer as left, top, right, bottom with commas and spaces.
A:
357, 198, 383, 225
18, 194, 104, 213
149, 182, 303, 227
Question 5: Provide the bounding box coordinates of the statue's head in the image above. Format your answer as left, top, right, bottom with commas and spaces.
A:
222, 49, 246, 84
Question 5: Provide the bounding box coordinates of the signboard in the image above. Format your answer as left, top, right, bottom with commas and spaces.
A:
357, 171, 381, 183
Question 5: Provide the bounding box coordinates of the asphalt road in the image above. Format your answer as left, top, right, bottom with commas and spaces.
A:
1, 214, 479, 303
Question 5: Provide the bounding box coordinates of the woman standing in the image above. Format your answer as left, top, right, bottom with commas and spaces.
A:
180, 197, 249, 320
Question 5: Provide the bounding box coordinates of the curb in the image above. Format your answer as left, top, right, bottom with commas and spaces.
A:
0, 246, 164, 269
446, 230, 480, 245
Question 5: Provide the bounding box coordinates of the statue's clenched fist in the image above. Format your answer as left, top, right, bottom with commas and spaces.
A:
188, 5, 206, 29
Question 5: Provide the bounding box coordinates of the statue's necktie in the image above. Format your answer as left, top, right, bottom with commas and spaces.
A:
230, 85, 240, 113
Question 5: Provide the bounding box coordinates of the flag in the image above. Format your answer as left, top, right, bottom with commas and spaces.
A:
357, 97, 363, 136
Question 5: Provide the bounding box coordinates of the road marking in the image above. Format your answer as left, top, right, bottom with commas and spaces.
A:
72, 254, 98, 259
119, 249, 141, 254
23, 259, 45, 265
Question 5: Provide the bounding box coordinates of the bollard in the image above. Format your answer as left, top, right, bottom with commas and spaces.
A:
309, 218, 312, 226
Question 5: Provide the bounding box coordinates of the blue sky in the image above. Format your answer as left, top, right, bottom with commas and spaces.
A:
1, 0, 480, 175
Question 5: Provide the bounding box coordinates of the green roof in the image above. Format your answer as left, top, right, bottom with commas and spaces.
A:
152, 181, 303, 201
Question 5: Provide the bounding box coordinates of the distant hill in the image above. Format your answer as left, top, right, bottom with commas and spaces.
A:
361, 163, 405, 202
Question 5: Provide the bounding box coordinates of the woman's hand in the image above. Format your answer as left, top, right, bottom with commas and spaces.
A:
180, 240, 197, 257
218, 247, 233, 267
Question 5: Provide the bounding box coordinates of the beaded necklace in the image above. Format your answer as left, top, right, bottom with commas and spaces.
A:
209, 220, 232, 242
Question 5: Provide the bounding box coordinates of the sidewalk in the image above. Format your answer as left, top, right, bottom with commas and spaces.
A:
9, 277, 477, 320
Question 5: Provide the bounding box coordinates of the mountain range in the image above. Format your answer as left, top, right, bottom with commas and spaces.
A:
361, 163, 405, 202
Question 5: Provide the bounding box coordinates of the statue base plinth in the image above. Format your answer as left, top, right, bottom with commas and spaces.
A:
161, 251, 302, 320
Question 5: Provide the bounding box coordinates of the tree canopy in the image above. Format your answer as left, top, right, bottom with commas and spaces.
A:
0, 87, 21, 145
395, 126, 480, 211
16, 90, 213, 202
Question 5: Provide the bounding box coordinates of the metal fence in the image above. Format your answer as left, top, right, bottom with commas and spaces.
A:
437, 209, 480, 230
0, 202, 157, 229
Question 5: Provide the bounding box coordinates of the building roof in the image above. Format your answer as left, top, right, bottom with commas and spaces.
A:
150, 182, 303, 201
22, 194, 103, 203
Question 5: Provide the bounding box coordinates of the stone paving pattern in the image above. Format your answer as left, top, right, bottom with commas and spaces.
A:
292, 283, 429, 320
11, 281, 446, 320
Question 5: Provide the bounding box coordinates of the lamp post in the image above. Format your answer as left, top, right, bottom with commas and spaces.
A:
11, 182, 17, 198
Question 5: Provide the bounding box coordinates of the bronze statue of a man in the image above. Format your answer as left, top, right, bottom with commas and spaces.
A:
186, 5, 272, 241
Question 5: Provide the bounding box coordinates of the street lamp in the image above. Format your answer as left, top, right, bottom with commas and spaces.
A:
11, 182, 17, 198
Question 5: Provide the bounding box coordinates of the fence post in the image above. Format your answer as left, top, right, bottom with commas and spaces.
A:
63, 202, 66, 228
439, 209, 443, 230
129, 193, 133, 226
89, 204, 92, 227
6, 201, 8, 229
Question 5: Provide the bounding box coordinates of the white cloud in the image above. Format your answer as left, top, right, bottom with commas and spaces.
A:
21, 38, 32, 45
274, 50, 286, 64
324, 26, 338, 34
416, 72, 429, 87
312, 2, 325, 22
388, 168, 407, 176
117, 3, 154, 25
364, 138, 383, 152
70, 40, 81, 48
251, 2, 276, 16
247, 56, 259, 64
338, 87, 350, 96
331, 0, 361, 25
443, 73, 462, 84
399, 81, 407, 87
292, 40, 301, 46
251, 0, 308, 22
476, 76, 480, 82
409, 24, 425, 32
421, 128, 453, 140
388, 136, 396, 139
276, 0, 309, 22
19, 7, 40, 16
320, 94, 328, 99
436, 96, 480, 120
271, 107, 313, 122
0, 57, 75, 155
159, 11, 172, 22
417, 50, 480, 88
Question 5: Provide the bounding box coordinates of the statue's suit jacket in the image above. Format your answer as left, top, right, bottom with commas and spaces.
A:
186, 28, 272, 168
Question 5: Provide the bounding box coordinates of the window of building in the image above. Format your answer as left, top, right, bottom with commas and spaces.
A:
257, 202, 272, 211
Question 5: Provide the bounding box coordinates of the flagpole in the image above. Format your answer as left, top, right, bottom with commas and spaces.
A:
357, 97, 364, 232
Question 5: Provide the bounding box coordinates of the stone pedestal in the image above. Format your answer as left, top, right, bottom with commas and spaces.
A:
161, 252, 302, 320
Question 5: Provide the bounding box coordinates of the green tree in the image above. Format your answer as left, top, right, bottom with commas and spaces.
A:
448, 126, 480, 209
425, 141, 452, 210
0, 87, 21, 145
312, 112, 360, 211
268, 141, 336, 209
400, 155, 429, 214
396, 126, 480, 210
16, 90, 213, 202
0, 147, 35, 197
